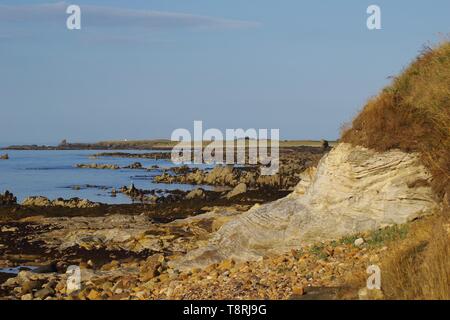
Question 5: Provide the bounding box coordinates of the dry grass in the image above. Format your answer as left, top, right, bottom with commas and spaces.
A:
341, 41, 450, 198
380, 210, 450, 300
341, 41, 450, 300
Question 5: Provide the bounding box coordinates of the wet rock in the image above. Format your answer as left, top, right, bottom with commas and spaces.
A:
124, 162, 143, 169
185, 188, 206, 200
76, 163, 120, 170
90, 152, 171, 161
0, 153, 8, 160
121, 184, 147, 201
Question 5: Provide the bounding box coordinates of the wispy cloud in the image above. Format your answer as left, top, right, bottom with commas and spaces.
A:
0, 1, 260, 30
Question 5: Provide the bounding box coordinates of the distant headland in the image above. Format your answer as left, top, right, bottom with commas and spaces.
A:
2, 139, 337, 150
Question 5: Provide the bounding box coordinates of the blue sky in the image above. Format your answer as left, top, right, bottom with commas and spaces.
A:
0, 0, 449, 145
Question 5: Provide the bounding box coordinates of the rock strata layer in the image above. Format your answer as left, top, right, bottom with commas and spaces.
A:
175, 143, 437, 270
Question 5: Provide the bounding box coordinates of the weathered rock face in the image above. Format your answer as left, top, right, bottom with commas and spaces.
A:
174, 143, 438, 270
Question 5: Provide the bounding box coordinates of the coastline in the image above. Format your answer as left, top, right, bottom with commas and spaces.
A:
1, 139, 338, 151
0, 145, 327, 299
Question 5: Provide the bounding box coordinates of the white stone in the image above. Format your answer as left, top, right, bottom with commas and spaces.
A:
174, 143, 437, 270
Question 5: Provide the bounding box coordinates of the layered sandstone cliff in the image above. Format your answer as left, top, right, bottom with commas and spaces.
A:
175, 143, 437, 270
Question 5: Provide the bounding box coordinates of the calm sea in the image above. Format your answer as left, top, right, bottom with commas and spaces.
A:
0, 150, 211, 204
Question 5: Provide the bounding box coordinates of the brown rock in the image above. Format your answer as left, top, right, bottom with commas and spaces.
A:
21, 280, 44, 294
292, 286, 305, 296
34, 287, 55, 300
141, 254, 165, 281
87, 289, 101, 300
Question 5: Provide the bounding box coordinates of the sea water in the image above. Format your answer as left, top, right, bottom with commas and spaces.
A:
0, 150, 212, 204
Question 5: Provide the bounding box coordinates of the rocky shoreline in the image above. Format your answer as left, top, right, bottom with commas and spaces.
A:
0, 147, 324, 299
0, 187, 291, 300
154, 147, 325, 191
1, 144, 428, 300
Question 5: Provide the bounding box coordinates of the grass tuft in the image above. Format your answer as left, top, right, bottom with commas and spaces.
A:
366, 225, 409, 247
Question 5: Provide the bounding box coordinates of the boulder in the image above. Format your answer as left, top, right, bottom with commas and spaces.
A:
174, 143, 438, 270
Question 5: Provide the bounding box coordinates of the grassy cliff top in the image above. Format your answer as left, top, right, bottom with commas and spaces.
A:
342, 41, 450, 198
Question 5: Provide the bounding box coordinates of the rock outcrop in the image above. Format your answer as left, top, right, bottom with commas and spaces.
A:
154, 148, 325, 190
76, 163, 120, 170
174, 143, 438, 270
0, 191, 17, 205
22, 196, 100, 208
